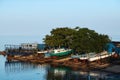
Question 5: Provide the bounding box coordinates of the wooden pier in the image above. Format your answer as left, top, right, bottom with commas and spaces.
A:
5, 44, 37, 55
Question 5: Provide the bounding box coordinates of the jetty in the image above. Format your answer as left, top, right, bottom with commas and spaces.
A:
5, 44, 37, 55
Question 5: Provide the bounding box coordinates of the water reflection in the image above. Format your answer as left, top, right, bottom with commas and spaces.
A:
47, 66, 120, 80
5, 61, 50, 76
5, 61, 37, 73
4, 61, 49, 80
4, 60, 120, 80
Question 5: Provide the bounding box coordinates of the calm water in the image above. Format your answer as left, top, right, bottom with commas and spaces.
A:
0, 55, 120, 80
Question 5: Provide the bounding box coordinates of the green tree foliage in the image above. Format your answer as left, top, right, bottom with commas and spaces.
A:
71, 28, 111, 53
43, 27, 76, 48
43, 27, 111, 53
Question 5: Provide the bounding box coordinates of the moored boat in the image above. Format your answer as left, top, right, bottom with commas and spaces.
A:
37, 51, 48, 54
71, 51, 115, 62
50, 48, 72, 57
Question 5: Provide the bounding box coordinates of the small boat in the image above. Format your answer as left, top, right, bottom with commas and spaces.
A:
50, 48, 72, 57
88, 51, 115, 62
37, 51, 48, 54
71, 51, 115, 62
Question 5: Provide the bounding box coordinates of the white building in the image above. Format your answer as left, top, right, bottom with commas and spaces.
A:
21, 43, 38, 50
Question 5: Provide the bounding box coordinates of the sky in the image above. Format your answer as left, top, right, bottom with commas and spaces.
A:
0, 0, 120, 41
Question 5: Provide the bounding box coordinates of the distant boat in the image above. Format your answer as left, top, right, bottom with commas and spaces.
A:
50, 48, 72, 57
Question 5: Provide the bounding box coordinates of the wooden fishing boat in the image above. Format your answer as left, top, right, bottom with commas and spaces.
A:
71, 51, 115, 62
50, 48, 72, 57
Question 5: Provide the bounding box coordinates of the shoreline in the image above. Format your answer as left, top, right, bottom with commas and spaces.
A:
4, 53, 120, 74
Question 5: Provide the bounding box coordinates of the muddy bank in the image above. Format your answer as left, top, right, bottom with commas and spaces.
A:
51, 58, 110, 70
7, 54, 57, 64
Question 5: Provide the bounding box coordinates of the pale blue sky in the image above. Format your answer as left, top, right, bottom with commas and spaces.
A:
0, 0, 120, 41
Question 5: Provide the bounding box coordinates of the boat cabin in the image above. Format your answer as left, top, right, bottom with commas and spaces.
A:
21, 43, 38, 50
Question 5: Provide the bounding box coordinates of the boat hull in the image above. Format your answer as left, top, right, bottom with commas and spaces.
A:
50, 50, 72, 57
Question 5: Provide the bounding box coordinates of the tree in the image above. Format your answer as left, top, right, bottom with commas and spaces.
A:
43, 27, 76, 48
43, 27, 111, 53
71, 27, 111, 53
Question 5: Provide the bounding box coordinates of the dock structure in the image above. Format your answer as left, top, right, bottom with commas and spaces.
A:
5, 44, 37, 55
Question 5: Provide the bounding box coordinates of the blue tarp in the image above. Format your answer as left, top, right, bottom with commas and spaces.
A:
106, 43, 115, 54
37, 44, 46, 50
115, 47, 120, 54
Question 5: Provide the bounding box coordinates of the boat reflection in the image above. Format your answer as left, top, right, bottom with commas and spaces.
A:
4, 61, 120, 80
5, 61, 37, 73
5, 61, 49, 74
47, 66, 120, 80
